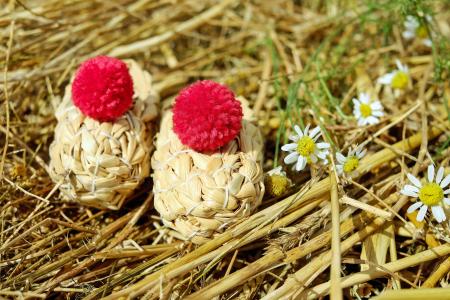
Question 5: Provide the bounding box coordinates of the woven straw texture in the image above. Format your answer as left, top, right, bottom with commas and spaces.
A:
152, 98, 264, 244
49, 60, 159, 210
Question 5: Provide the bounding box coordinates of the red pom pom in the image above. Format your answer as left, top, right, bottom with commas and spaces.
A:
72, 56, 133, 121
173, 80, 243, 152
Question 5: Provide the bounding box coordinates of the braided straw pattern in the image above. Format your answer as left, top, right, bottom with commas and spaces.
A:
49, 60, 159, 210
152, 98, 264, 244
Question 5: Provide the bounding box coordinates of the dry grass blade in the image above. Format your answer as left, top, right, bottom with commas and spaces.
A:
372, 288, 450, 300
329, 172, 342, 300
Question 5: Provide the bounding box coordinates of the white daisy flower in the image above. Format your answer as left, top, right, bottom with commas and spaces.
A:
281, 124, 330, 172
403, 15, 432, 47
267, 166, 286, 177
336, 145, 367, 178
352, 93, 384, 126
265, 166, 291, 197
401, 164, 450, 223
377, 60, 410, 90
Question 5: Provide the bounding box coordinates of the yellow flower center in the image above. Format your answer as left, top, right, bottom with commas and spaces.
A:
265, 174, 290, 197
391, 71, 409, 89
416, 26, 428, 39
297, 136, 315, 157
418, 182, 444, 206
359, 104, 372, 118
343, 156, 359, 173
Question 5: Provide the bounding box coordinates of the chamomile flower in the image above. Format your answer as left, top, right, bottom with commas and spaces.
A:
401, 164, 450, 223
352, 93, 384, 126
377, 60, 410, 90
265, 166, 291, 197
403, 15, 432, 47
281, 124, 330, 172
336, 145, 367, 178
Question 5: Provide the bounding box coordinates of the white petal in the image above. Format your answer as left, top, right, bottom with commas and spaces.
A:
284, 152, 298, 164
366, 116, 379, 125
360, 93, 370, 104
440, 174, 450, 189
417, 205, 428, 222
296, 156, 306, 171
404, 22, 417, 30
294, 125, 303, 137
372, 110, 384, 117
354, 109, 361, 118
444, 198, 450, 205
348, 147, 356, 156
281, 143, 297, 152
407, 173, 422, 188
316, 142, 330, 149
436, 167, 444, 184
352, 98, 361, 106
407, 201, 423, 213
401, 64, 409, 73
310, 154, 318, 163
317, 150, 328, 160
377, 73, 394, 85
403, 19, 415, 29
395, 59, 404, 71
268, 166, 283, 176
401, 187, 419, 197
404, 184, 420, 194
336, 165, 343, 174
336, 153, 346, 164
445, 189, 450, 195
309, 126, 321, 138
313, 134, 322, 142
402, 30, 415, 39
357, 148, 367, 158
405, 16, 417, 24
371, 101, 383, 110
289, 134, 299, 142
304, 124, 310, 137
423, 39, 432, 47
431, 206, 446, 223
359, 118, 369, 125
428, 164, 435, 182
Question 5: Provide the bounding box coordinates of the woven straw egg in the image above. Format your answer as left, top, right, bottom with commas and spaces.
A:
152, 93, 264, 244
49, 59, 159, 210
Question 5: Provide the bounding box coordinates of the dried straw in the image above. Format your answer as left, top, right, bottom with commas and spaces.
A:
152, 97, 264, 244
2, 1, 450, 298
48, 60, 159, 210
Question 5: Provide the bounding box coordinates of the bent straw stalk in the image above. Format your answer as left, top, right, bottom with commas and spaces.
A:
422, 256, 450, 288
152, 97, 264, 244
48, 60, 159, 210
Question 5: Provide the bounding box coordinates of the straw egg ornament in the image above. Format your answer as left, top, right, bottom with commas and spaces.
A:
152, 80, 265, 244
49, 56, 159, 210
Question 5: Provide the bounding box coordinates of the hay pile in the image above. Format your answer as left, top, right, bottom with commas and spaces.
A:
1, 0, 449, 299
